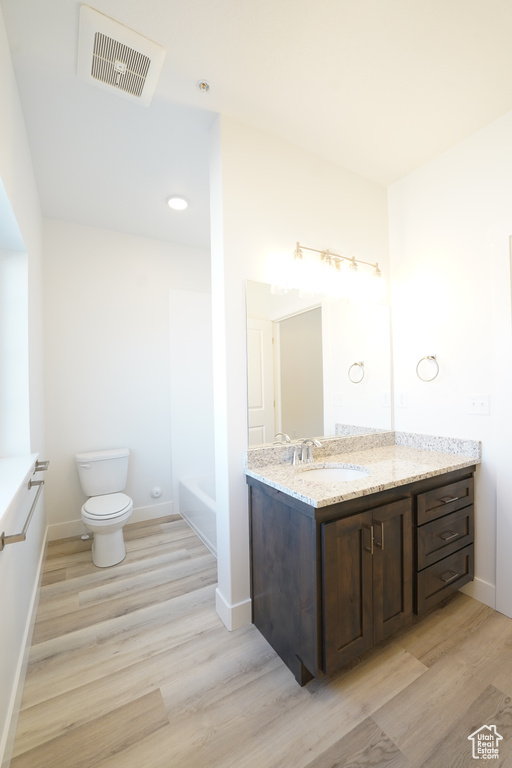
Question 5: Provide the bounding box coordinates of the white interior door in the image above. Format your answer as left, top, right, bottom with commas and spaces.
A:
247, 317, 275, 446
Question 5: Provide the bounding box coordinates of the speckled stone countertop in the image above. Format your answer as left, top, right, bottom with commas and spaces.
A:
245, 432, 481, 508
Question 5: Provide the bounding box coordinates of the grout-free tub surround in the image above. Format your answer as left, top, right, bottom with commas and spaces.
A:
245, 431, 481, 508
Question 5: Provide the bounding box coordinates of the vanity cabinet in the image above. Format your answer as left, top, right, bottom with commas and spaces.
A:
322, 498, 412, 674
248, 465, 475, 685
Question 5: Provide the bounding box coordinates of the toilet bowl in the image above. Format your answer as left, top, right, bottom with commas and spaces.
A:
75, 449, 133, 568
81, 492, 133, 567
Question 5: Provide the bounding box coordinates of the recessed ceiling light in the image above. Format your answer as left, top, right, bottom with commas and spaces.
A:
166, 195, 188, 211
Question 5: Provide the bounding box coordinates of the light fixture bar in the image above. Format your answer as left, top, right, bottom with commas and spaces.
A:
296, 242, 380, 273
283, 241, 385, 301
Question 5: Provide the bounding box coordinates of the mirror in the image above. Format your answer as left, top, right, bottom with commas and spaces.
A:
246, 280, 392, 446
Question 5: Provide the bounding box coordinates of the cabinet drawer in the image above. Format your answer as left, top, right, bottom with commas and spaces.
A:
415, 545, 474, 614
416, 506, 474, 570
416, 477, 473, 525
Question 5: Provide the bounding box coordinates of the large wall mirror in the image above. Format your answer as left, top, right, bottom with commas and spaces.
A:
246, 280, 392, 446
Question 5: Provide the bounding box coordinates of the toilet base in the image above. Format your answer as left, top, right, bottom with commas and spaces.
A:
91, 528, 126, 568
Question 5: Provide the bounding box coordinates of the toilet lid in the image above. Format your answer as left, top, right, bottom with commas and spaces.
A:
83, 492, 132, 519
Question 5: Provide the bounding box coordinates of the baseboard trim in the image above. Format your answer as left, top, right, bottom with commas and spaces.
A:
130, 501, 173, 525
460, 576, 496, 609
180, 512, 217, 557
46, 501, 173, 541
215, 588, 252, 631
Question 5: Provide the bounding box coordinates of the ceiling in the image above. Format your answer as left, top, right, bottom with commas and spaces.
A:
3, 0, 512, 251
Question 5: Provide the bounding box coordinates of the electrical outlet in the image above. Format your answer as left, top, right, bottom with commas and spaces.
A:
467, 394, 490, 415
382, 392, 391, 408
398, 392, 408, 408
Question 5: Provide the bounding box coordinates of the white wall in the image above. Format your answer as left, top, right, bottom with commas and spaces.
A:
0, 246, 29, 455
210, 115, 389, 629
43, 219, 210, 539
0, 18, 44, 455
0, 7, 45, 765
169, 288, 215, 512
325, 298, 392, 432
388, 109, 512, 610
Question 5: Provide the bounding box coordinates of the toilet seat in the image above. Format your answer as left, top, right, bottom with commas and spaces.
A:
82, 492, 132, 520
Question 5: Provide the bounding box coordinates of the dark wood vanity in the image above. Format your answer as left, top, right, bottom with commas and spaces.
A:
247, 465, 475, 685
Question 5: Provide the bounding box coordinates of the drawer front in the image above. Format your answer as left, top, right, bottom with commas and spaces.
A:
416, 477, 473, 525
415, 545, 474, 615
416, 506, 474, 570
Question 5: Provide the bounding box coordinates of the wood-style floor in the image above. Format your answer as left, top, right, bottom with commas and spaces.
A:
10, 515, 512, 767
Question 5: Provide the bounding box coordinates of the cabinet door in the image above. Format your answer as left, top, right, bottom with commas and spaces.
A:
322, 511, 374, 674
373, 498, 413, 643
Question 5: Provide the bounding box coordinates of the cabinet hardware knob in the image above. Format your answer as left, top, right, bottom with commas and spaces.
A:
439, 530, 459, 541
439, 570, 459, 583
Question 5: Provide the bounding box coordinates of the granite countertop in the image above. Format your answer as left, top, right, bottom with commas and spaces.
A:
245, 433, 481, 508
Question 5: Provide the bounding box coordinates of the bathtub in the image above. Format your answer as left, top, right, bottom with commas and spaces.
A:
179, 475, 217, 556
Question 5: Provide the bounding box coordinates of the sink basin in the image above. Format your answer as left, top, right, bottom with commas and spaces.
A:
300, 465, 370, 482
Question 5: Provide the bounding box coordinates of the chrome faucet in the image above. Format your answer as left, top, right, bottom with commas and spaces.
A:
291, 437, 322, 465
274, 432, 291, 445
301, 438, 322, 464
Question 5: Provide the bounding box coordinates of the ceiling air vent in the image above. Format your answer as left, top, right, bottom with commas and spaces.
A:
77, 5, 166, 107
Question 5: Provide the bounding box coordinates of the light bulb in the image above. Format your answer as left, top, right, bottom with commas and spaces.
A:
166, 196, 188, 211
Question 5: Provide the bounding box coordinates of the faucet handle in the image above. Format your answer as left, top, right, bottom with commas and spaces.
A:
301, 437, 322, 463
292, 444, 301, 466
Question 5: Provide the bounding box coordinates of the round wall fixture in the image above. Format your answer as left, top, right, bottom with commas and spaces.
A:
166, 195, 188, 211
416, 354, 439, 382
197, 80, 210, 93
348, 361, 365, 383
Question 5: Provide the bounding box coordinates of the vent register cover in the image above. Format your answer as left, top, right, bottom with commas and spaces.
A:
77, 5, 166, 106
91, 34, 150, 98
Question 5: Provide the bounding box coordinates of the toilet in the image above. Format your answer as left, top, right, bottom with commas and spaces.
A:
75, 448, 133, 568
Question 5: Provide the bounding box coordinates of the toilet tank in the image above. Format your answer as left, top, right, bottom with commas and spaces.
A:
75, 448, 130, 496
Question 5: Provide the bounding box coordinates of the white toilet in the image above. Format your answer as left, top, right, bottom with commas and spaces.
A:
75, 448, 133, 568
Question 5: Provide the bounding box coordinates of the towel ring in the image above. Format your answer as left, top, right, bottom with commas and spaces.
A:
416, 355, 439, 382
348, 361, 365, 384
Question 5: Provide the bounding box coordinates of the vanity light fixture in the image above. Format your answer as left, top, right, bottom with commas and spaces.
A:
293, 242, 303, 260
166, 195, 189, 211
348, 257, 358, 273
282, 242, 384, 300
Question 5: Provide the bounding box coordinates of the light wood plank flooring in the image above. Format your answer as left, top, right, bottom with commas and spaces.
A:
10, 515, 512, 767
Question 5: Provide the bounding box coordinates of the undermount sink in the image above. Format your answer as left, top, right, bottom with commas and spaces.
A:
300, 465, 370, 482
